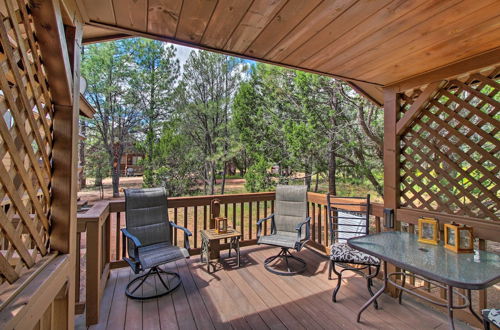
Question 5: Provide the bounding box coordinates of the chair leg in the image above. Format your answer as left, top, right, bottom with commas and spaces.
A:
331, 262, 343, 303
398, 271, 406, 305
125, 266, 181, 300
328, 260, 333, 280
264, 248, 306, 276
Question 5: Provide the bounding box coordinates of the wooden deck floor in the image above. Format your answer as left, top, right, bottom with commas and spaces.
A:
81, 246, 474, 330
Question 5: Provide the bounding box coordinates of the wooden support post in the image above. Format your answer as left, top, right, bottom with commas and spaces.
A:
86, 220, 102, 325
383, 87, 401, 297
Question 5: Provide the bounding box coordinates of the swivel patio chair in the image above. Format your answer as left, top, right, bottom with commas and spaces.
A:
122, 188, 192, 299
257, 185, 310, 275
327, 194, 380, 307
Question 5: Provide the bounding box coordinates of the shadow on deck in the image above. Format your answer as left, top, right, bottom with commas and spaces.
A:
78, 246, 474, 330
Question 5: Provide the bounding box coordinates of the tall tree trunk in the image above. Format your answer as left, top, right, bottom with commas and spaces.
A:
314, 172, 319, 192
111, 146, 122, 197
209, 161, 216, 195
304, 164, 312, 190
221, 161, 227, 194
328, 142, 337, 195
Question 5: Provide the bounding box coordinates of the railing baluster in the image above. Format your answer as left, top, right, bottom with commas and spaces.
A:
224, 203, 228, 243
194, 206, 198, 248
256, 201, 260, 238
312, 203, 316, 243
203, 205, 207, 229
323, 205, 328, 247
115, 212, 121, 261
249, 201, 253, 240
240, 202, 244, 240
174, 208, 178, 245
232, 203, 236, 230
318, 204, 322, 245
263, 200, 268, 235
183, 206, 188, 248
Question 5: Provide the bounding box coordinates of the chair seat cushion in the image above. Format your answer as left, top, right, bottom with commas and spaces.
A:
137, 242, 189, 269
483, 309, 500, 327
258, 231, 298, 249
330, 242, 380, 265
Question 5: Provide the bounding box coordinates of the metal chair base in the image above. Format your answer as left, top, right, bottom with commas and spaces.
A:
125, 266, 181, 300
264, 248, 306, 276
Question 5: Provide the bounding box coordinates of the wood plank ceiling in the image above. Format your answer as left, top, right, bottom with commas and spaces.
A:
78, 0, 500, 105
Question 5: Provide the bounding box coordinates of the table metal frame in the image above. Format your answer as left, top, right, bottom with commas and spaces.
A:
200, 229, 241, 273
356, 261, 481, 330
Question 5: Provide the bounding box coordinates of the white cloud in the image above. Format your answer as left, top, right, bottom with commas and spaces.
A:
169, 43, 197, 74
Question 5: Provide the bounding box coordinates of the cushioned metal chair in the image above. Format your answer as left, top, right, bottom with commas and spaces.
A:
327, 194, 380, 306
257, 185, 310, 275
122, 188, 192, 299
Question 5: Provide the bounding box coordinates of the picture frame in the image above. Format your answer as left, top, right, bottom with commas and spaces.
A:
417, 217, 439, 245
444, 223, 474, 253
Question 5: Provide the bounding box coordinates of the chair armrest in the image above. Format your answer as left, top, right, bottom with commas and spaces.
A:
121, 228, 142, 247
257, 214, 274, 226
257, 214, 274, 238
170, 221, 192, 250
295, 217, 311, 242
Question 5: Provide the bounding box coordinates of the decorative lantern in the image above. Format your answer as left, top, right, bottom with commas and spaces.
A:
444, 223, 474, 253
417, 217, 439, 245
215, 217, 228, 234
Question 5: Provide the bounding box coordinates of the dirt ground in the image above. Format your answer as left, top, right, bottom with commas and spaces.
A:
78, 176, 247, 203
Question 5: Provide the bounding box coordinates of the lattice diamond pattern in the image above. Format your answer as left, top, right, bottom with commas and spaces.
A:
400, 68, 500, 220
0, 0, 53, 284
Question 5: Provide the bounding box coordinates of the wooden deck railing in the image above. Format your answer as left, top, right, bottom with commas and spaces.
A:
76, 192, 498, 326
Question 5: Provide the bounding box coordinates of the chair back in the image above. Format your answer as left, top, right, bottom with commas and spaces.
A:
125, 188, 171, 257
274, 185, 308, 235
327, 194, 370, 244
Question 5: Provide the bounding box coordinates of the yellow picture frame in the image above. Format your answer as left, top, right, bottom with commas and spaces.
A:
417, 217, 439, 245
444, 223, 474, 253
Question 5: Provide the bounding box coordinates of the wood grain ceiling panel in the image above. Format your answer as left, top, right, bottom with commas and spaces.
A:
301, 0, 427, 69
244, 0, 322, 59
201, 0, 253, 49
224, 0, 287, 53
361, 15, 500, 84
147, 0, 183, 36
332, 0, 500, 83
176, 0, 217, 43
282, 0, 392, 66
265, 0, 357, 62
314, 0, 462, 75
84, 0, 116, 24
113, 0, 147, 31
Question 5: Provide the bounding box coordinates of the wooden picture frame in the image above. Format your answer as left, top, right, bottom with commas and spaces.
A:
417, 217, 439, 245
444, 223, 474, 253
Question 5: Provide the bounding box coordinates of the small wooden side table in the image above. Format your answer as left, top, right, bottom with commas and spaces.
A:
200, 228, 241, 273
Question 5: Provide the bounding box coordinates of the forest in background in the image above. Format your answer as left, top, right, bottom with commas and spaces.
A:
81, 38, 384, 198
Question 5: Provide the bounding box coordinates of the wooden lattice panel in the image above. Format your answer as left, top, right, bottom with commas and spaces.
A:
0, 0, 53, 283
400, 67, 500, 220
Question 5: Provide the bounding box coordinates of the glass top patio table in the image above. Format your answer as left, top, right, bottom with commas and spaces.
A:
348, 231, 500, 290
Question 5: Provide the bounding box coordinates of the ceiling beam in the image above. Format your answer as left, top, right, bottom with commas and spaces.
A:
387, 47, 500, 93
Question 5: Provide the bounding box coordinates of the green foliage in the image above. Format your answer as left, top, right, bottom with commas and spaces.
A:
244, 156, 274, 192
142, 122, 199, 196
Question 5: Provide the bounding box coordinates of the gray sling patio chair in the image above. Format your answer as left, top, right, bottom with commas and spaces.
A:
257, 185, 310, 275
122, 188, 192, 300
327, 194, 380, 307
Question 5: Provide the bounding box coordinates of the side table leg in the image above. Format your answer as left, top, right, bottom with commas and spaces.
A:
447, 285, 455, 330
237, 237, 240, 268
357, 261, 387, 322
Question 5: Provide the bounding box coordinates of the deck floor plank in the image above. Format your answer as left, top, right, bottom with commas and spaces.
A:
87, 246, 475, 330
